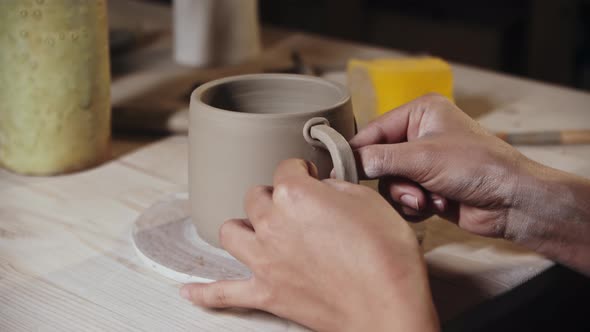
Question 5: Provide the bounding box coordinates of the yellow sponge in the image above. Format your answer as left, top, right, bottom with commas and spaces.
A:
347, 57, 453, 128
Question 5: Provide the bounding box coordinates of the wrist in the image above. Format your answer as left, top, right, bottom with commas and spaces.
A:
506, 159, 590, 274
350, 266, 440, 332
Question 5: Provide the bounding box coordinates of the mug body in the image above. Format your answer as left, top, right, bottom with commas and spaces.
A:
189, 74, 355, 247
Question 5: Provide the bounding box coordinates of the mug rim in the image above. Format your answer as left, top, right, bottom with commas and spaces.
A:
190, 73, 351, 120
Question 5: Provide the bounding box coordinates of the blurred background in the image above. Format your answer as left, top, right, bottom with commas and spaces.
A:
149, 0, 590, 91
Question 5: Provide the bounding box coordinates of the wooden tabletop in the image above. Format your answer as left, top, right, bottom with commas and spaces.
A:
1, 1, 590, 330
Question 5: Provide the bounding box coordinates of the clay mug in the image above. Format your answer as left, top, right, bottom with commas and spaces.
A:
189, 74, 358, 248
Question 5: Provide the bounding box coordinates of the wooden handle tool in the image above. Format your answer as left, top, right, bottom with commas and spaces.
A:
495, 129, 590, 145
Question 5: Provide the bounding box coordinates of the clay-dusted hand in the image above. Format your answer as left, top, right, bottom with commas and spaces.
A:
181, 159, 439, 332
352, 93, 590, 275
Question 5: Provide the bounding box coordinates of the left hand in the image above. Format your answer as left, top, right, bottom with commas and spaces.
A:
180, 159, 439, 332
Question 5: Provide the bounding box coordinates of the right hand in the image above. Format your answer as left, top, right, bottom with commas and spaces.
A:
351, 93, 590, 275
350, 93, 531, 238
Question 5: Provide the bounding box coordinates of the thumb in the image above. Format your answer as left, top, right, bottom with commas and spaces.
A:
180, 279, 259, 309
355, 142, 438, 182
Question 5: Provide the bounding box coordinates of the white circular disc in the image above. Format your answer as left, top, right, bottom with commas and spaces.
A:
132, 193, 251, 283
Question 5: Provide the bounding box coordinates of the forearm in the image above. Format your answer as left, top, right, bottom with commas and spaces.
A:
507, 161, 590, 275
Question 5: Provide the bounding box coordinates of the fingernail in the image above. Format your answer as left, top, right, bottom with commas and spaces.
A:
433, 199, 445, 212
348, 131, 369, 148
400, 194, 420, 210
348, 135, 361, 147
180, 286, 191, 300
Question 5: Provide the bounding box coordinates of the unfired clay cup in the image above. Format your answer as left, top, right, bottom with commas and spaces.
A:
189, 74, 358, 248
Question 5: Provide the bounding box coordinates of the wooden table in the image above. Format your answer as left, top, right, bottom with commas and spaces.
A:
1, 1, 589, 330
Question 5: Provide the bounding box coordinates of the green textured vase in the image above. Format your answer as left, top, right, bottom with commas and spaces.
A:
0, 0, 111, 175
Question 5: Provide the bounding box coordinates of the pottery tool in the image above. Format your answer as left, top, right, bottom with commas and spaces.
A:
132, 193, 250, 283
348, 57, 453, 128
495, 129, 590, 145
109, 28, 165, 57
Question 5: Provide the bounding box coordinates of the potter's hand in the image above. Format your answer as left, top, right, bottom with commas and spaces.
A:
352, 93, 590, 275
181, 159, 439, 332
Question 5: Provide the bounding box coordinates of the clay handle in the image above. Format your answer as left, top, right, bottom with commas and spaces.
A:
303, 117, 359, 184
